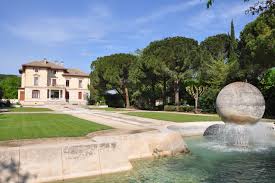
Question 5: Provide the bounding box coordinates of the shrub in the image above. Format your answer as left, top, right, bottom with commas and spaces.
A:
199, 87, 219, 113
164, 105, 194, 112
164, 105, 176, 111
178, 105, 194, 112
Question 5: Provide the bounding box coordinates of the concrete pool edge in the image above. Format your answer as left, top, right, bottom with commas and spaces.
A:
0, 129, 189, 183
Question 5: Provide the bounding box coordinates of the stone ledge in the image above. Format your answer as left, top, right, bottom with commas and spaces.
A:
0, 130, 188, 183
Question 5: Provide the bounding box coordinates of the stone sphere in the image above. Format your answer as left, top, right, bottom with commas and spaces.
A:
216, 82, 265, 124
203, 124, 225, 138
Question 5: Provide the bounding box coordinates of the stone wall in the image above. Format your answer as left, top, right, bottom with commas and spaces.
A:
0, 131, 188, 183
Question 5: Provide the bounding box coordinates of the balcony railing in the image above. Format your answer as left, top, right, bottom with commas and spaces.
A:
47, 84, 65, 88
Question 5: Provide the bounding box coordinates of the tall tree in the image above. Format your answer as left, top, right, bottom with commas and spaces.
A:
230, 19, 236, 41
130, 55, 163, 109
140, 37, 201, 111
0, 87, 3, 100
90, 53, 137, 108
199, 31, 239, 112
239, 5, 275, 82
0, 76, 21, 99
229, 20, 238, 58
200, 34, 231, 61
227, 20, 240, 81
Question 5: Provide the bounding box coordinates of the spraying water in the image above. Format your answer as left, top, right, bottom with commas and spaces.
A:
208, 123, 274, 148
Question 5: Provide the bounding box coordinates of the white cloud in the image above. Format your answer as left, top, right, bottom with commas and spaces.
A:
220, 2, 255, 19
89, 3, 111, 18
6, 4, 112, 45
135, 0, 203, 24
4, 0, 257, 49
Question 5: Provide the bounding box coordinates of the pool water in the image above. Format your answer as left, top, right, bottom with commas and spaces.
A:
56, 137, 275, 183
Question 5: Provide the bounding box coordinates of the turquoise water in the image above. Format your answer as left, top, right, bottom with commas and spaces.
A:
56, 137, 275, 183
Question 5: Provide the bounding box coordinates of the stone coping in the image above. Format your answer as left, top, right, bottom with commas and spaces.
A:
0, 129, 189, 183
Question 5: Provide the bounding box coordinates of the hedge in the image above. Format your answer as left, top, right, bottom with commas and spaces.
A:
164, 105, 194, 112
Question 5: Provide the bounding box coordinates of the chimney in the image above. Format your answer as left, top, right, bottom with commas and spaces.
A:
60, 61, 64, 67
43, 58, 48, 64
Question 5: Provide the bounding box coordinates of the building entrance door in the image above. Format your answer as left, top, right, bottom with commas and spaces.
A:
19, 91, 25, 101
50, 90, 59, 99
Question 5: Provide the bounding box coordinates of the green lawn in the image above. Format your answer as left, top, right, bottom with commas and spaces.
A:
0, 113, 111, 141
89, 107, 127, 112
126, 112, 221, 122
8, 107, 52, 112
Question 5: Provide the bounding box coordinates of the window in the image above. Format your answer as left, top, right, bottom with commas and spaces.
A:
34, 68, 39, 72
34, 77, 39, 86
50, 90, 59, 99
66, 80, 70, 87
32, 90, 40, 98
60, 90, 63, 98
52, 79, 56, 86
78, 92, 82, 99
52, 70, 57, 74
79, 80, 83, 88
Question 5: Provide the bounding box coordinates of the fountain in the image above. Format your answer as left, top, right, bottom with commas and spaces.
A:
54, 82, 275, 183
204, 82, 273, 148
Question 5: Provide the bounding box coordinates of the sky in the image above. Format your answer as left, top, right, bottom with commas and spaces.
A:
0, 0, 258, 75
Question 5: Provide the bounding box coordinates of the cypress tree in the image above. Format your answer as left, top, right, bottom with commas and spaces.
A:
229, 20, 237, 60
230, 19, 236, 42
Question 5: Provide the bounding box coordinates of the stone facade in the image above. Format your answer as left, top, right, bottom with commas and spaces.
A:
18, 60, 90, 105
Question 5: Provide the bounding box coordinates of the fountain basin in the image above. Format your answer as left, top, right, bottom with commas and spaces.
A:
52, 136, 275, 183
0, 130, 188, 183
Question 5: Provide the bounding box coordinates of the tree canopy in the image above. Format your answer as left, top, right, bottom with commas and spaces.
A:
89, 9, 275, 118
0, 76, 21, 99
200, 34, 231, 60
239, 5, 275, 80
140, 37, 201, 110
90, 53, 137, 108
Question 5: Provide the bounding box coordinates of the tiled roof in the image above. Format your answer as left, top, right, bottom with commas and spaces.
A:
63, 68, 89, 77
22, 60, 66, 70
20, 60, 89, 77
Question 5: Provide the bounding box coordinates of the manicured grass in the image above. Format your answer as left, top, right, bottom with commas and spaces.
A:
8, 107, 52, 112
126, 112, 221, 122
0, 113, 111, 141
89, 107, 127, 111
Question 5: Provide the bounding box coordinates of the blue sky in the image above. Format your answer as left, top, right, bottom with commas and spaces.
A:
0, 0, 257, 75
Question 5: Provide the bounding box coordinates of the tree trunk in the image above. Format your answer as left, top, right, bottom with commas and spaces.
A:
151, 82, 156, 108
124, 86, 130, 108
174, 79, 180, 111
163, 78, 167, 107
194, 97, 198, 113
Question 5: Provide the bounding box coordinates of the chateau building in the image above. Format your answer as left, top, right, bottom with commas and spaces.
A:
18, 59, 90, 105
